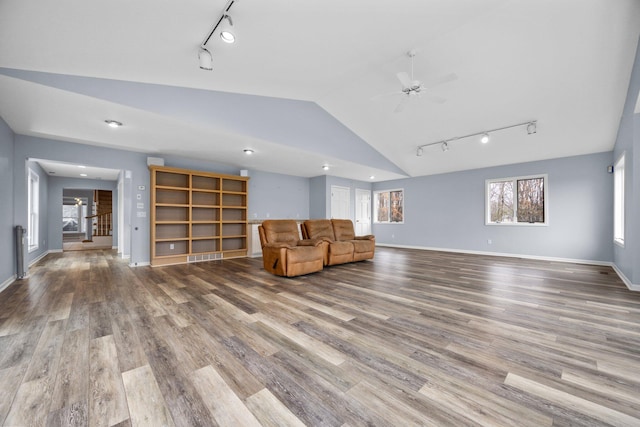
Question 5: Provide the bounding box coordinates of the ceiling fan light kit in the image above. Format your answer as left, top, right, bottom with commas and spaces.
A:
199, 0, 237, 71
416, 121, 537, 156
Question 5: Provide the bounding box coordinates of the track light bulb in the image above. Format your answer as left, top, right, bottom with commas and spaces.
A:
220, 15, 235, 43
481, 133, 490, 144
199, 48, 213, 70
441, 142, 449, 152
416, 147, 423, 157
527, 122, 537, 135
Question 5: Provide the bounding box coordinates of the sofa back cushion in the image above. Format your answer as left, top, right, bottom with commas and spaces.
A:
332, 219, 356, 241
261, 220, 300, 245
303, 220, 335, 241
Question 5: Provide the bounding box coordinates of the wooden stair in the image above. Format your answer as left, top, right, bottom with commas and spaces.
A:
92, 190, 113, 237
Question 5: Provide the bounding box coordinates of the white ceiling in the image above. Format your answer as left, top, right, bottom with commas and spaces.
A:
1, 0, 639, 182
36, 159, 121, 181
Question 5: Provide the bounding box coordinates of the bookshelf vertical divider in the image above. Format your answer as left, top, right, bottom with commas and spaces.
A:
150, 165, 248, 266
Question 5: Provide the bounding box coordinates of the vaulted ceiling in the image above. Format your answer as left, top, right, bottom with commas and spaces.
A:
1, 0, 639, 182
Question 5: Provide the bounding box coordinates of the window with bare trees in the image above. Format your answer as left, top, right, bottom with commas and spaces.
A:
486, 175, 547, 225
374, 189, 404, 223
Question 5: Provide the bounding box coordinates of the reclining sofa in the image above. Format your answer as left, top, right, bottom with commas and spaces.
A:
300, 219, 375, 266
258, 220, 324, 277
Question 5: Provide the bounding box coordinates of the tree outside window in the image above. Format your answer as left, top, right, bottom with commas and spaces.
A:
374, 189, 404, 223
487, 175, 547, 225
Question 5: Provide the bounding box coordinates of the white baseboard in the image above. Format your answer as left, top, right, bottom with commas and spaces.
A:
129, 261, 150, 267
49, 249, 63, 253
28, 250, 51, 267
376, 243, 637, 291
610, 264, 640, 291
0, 274, 17, 293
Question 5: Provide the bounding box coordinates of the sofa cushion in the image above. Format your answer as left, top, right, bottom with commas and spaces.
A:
261, 220, 300, 246
332, 219, 356, 241
302, 220, 335, 240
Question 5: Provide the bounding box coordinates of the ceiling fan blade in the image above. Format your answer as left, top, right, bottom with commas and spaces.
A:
396, 71, 412, 89
423, 72, 458, 89
394, 95, 409, 113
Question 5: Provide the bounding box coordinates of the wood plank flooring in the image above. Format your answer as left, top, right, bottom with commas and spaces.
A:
1, 248, 639, 426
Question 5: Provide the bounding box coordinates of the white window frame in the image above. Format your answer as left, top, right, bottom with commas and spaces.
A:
613, 153, 625, 247
27, 168, 39, 252
485, 174, 548, 226
373, 188, 404, 224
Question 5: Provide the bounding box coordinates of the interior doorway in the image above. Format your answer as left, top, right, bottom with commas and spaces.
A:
63, 189, 113, 251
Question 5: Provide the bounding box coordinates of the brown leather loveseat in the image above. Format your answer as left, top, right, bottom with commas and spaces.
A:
300, 219, 375, 266
258, 220, 324, 277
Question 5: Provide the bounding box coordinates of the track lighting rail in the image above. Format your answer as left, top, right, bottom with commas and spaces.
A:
416, 120, 537, 156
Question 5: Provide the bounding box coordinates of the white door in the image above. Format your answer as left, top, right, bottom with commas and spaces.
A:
330, 186, 350, 219
355, 189, 371, 235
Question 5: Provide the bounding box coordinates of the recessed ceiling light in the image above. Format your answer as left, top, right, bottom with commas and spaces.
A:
105, 120, 123, 128
78, 165, 86, 168
322, 165, 329, 171
369, 175, 375, 180
80, 173, 88, 177
243, 149, 254, 155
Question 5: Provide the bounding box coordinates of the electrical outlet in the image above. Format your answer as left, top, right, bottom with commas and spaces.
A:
169, 243, 175, 250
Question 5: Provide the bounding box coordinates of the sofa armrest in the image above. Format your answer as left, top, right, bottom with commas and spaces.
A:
355, 235, 375, 240
263, 242, 294, 249
296, 238, 324, 247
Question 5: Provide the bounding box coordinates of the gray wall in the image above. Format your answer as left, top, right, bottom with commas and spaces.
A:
309, 176, 327, 219
613, 34, 640, 285
373, 152, 614, 263
0, 118, 14, 287
247, 170, 309, 220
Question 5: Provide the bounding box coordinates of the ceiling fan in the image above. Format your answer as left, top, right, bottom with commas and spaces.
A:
375, 49, 457, 113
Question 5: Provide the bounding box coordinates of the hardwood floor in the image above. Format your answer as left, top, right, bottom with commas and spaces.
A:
1, 248, 639, 426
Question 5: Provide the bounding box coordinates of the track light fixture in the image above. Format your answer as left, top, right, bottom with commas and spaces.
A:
416, 120, 537, 156
198, 0, 237, 71
219, 15, 235, 43
198, 48, 213, 70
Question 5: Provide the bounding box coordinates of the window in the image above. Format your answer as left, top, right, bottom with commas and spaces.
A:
374, 189, 403, 223
63, 202, 87, 233
486, 174, 547, 225
27, 168, 39, 251
614, 153, 625, 246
